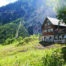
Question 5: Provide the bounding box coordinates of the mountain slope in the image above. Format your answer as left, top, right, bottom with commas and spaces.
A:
0, 0, 56, 35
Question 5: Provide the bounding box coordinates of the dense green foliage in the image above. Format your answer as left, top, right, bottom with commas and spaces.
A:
56, 7, 66, 23
0, 23, 17, 43
0, 19, 29, 43
55, 0, 66, 23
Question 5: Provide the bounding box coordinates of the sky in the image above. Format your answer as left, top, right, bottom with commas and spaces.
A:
0, 0, 17, 7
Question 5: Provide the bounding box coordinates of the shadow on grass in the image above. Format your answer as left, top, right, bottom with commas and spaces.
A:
39, 41, 66, 47
39, 41, 54, 47
62, 47, 66, 61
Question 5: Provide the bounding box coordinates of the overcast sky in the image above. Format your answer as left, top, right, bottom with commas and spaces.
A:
0, 0, 17, 7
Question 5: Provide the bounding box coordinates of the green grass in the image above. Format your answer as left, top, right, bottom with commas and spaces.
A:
0, 36, 66, 66
0, 50, 55, 66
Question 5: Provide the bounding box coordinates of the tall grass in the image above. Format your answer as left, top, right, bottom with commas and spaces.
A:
0, 35, 66, 66
0, 49, 65, 66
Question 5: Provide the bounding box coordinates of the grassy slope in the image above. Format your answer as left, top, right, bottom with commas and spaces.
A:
0, 36, 66, 66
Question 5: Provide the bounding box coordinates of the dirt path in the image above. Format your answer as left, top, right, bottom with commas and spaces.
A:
18, 50, 27, 52
35, 45, 57, 49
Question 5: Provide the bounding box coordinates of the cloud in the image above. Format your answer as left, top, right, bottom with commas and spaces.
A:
6, 0, 17, 3
0, 0, 17, 7
0, 0, 9, 7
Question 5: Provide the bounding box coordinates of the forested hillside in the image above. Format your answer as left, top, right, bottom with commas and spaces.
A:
0, 19, 29, 43
0, 0, 56, 43
0, 0, 56, 35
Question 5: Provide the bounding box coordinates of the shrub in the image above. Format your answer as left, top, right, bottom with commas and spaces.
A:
17, 35, 38, 46
18, 37, 34, 46
42, 51, 64, 66
5, 38, 16, 44
17, 37, 23, 42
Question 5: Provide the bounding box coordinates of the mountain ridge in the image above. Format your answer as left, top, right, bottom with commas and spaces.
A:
0, 0, 56, 41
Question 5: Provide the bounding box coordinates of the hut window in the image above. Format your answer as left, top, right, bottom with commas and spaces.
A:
48, 28, 53, 32
43, 30, 47, 33
45, 24, 47, 26
51, 28, 53, 32
48, 29, 50, 32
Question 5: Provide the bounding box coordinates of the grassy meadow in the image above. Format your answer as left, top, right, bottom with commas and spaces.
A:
0, 35, 66, 66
